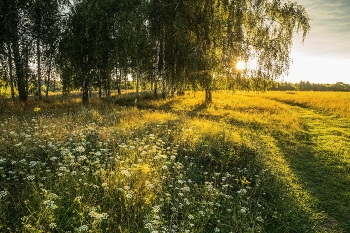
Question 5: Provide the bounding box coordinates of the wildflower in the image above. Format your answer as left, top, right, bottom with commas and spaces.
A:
214, 227, 220, 232
47, 193, 59, 200
145, 181, 154, 189
43, 200, 58, 210
89, 210, 108, 221
0, 190, 9, 199
188, 214, 194, 220
183, 198, 190, 205
241, 176, 251, 185
121, 169, 131, 177
75, 146, 85, 153
240, 207, 247, 214
34, 107, 41, 112
49, 223, 57, 229
78, 225, 89, 232
74, 196, 83, 202
101, 182, 108, 189
125, 191, 133, 199
152, 205, 161, 213
237, 188, 247, 195
26, 175, 35, 181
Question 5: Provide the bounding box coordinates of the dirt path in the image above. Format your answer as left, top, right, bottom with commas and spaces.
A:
276, 102, 350, 231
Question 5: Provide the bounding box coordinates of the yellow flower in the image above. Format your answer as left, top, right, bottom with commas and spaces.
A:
34, 107, 41, 112
241, 176, 251, 185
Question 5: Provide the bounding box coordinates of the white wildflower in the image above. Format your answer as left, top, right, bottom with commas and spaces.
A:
76, 146, 85, 153
49, 223, 57, 229
78, 225, 89, 232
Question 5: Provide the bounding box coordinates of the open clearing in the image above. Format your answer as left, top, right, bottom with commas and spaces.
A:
0, 91, 349, 232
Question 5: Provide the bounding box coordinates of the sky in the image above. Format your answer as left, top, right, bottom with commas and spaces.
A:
286, 0, 350, 84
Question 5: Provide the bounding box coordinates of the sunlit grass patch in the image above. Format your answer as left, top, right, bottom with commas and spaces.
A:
263, 91, 350, 119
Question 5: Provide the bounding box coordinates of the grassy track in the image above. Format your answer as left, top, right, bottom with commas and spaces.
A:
267, 96, 350, 232
1, 91, 350, 232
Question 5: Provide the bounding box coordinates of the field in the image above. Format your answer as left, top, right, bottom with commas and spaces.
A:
1, 91, 350, 232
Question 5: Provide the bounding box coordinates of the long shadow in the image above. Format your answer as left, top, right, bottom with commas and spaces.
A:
109, 95, 334, 231
270, 109, 350, 231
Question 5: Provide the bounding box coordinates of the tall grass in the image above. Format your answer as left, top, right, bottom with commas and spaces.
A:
263, 91, 350, 119
0, 91, 343, 232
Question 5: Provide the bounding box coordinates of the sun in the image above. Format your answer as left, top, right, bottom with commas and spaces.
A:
236, 61, 246, 70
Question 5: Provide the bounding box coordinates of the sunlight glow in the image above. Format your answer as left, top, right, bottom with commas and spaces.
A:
236, 61, 245, 70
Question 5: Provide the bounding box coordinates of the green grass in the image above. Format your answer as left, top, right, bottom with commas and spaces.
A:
1, 91, 350, 232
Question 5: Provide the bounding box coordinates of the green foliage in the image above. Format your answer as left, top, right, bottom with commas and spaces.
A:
269, 81, 350, 92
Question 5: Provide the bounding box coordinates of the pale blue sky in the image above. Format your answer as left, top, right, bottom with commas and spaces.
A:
287, 0, 350, 84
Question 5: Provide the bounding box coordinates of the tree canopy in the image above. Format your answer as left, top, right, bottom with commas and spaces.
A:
0, 0, 310, 103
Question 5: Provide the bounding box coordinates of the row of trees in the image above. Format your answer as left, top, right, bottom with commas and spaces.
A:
270, 81, 350, 92
0, 0, 310, 103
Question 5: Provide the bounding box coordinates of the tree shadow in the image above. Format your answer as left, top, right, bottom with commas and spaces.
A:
271, 126, 350, 232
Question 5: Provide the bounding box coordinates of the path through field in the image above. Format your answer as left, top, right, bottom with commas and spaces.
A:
271, 99, 350, 232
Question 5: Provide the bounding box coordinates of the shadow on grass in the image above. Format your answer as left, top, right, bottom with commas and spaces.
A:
117, 96, 322, 232
271, 121, 350, 232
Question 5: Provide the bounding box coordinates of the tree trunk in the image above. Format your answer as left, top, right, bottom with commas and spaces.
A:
7, 43, 15, 101
45, 52, 53, 98
205, 89, 212, 104
98, 70, 102, 98
12, 34, 27, 101
82, 79, 89, 104
124, 69, 128, 92
117, 68, 122, 95
37, 38, 42, 100
136, 70, 139, 98
24, 45, 30, 98
161, 30, 166, 99
154, 40, 160, 97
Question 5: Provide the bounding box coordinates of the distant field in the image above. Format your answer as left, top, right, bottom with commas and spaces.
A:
264, 91, 350, 118
1, 91, 349, 232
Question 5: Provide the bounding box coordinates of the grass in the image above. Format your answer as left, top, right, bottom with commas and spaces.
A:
1, 91, 350, 232
263, 91, 350, 118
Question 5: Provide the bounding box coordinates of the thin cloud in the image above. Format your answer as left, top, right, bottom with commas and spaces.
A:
288, 0, 349, 83
293, 0, 350, 59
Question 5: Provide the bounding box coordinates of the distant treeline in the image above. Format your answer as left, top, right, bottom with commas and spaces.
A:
269, 81, 350, 92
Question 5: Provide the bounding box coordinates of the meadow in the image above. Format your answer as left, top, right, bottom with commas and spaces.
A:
1, 91, 350, 232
